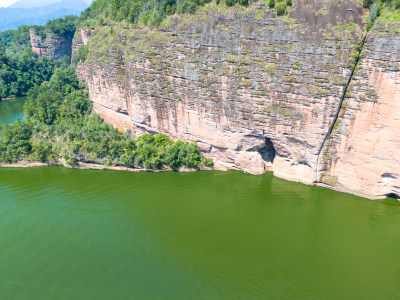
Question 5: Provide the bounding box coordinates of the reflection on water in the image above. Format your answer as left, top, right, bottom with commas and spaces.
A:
1, 94, 400, 299
0, 97, 26, 124
0, 167, 400, 299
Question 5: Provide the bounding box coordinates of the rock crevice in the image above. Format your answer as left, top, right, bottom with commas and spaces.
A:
315, 34, 368, 183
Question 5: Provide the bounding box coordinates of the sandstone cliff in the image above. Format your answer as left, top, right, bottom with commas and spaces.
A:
30, 29, 72, 59
320, 20, 400, 199
73, 1, 400, 199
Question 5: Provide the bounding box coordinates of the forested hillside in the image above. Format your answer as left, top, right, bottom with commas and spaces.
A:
0, 3, 212, 169
0, 62, 212, 168
77, 0, 400, 28
79, 0, 249, 27
0, 16, 77, 100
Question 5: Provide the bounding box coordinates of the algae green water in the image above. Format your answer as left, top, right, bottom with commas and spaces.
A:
0, 97, 26, 124
1, 167, 400, 299
1, 99, 400, 299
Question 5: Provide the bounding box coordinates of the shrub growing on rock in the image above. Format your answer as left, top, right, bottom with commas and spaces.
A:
268, 0, 275, 8
276, 2, 287, 15
363, 0, 374, 8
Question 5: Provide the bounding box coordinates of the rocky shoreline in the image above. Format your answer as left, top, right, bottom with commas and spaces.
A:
0, 159, 219, 173
0, 97, 19, 101
1, 159, 391, 200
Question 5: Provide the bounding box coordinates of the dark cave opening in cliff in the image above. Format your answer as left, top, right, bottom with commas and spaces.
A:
386, 193, 400, 200
259, 138, 276, 164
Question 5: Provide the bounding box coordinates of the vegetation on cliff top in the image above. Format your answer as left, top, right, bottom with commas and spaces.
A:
76, 0, 400, 29
0, 28, 66, 100
0, 64, 213, 169
363, 0, 400, 29
32, 15, 78, 40
0, 15, 80, 100
79, 0, 255, 27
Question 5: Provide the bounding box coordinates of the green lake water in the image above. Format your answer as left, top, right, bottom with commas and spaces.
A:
0, 97, 26, 124
1, 99, 400, 299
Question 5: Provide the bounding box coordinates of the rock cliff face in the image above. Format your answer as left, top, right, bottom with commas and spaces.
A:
320, 21, 400, 199
74, 1, 400, 199
30, 29, 72, 59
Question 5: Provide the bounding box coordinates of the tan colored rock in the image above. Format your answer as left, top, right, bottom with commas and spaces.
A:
320, 22, 400, 199
29, 29, 72, 59
73, 2, 400, 199
76, 1, 364, 186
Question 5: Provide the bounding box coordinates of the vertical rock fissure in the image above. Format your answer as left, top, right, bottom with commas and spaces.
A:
116, 50, 131, 118
314, 34, 368, 183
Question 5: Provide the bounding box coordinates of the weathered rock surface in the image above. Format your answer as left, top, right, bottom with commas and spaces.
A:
30, 29, 72, 59
320, 21, 400, 199
73, 1, 400, 198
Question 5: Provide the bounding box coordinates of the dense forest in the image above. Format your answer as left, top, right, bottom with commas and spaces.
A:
0, 63, 212, 168
0, 6, 212, 169
79, 0, 250, 27
31, 15, 77, 40
75, 0, 400, 29
362, 0, 400, 29
0, 16, 77, 100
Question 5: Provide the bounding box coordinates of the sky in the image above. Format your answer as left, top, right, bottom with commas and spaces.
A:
0, 0, 93, 7
0, 0, 18, 6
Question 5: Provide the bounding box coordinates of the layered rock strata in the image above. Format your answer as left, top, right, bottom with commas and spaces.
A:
73, 1, 400, 199
29, 29, 72, 59
320, 21, 400, 199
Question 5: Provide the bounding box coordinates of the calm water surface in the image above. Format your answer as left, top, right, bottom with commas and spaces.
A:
0, 97, 26, 124
1, 100, 400, 299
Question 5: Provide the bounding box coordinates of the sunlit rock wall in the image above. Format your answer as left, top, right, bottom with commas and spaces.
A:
76, 0, 364, 182
321, 21, 400, 199
74, 1, 400, 199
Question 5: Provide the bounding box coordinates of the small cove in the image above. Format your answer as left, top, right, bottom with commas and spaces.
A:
0, 97, 26, 124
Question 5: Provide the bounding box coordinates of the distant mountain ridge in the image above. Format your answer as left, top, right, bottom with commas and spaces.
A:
0, 0, 89, 32
9, 0, 63, 8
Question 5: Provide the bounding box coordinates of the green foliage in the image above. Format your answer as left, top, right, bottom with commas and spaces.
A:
268, 0, 275, 8
72, 45, 89, 65
361, 0, 400, 30
0, 45, 62, 99
0, 64, 212, 169
0, 120, 32, 162
224, 0, 249, 6
32, 25, 47, 39
45, 15, 77, 39
276, 1, 287, 15
363, 0, 374, 8
0, 30, 16, 47
14, 26, 32, 45
65, 155, 78, 166
31, 15, 78, 40
286, 0, 292, 6
32, 140, 54, 162
154, 134, 171, 147
0, 16, 76, 100
79, 0, 246, 28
